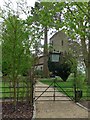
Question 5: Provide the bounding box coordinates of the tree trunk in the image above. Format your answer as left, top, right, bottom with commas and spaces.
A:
81, 38, 88, 82
81, 38, 88, 67
85, 66, 88, 82
87, 1, 90, 103
13, 78, 17, 109
43, 26, 49, 78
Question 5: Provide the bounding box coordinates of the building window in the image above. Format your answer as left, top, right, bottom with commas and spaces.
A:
41, 67, 42, 70
52, 41, 53, 46
62, 40, 63, 46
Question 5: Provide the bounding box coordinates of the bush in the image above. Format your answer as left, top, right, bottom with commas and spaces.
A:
75, 73, 85, 90
48, 52, 77, 81
35, 69, 43, 78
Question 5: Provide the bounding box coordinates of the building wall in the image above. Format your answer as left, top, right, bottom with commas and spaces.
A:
35, 31, 69, 71
35, 56, 44, 70
35, 64, 43, 71
50, 31, 69, 53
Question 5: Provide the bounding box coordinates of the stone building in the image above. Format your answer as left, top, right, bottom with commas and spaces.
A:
49, 31, 69, 53
35, 31, 69, 71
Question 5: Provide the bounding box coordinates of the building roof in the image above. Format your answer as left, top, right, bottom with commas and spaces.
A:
50, 30, 67, 41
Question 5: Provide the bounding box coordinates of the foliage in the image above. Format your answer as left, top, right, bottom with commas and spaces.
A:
75, 73, 85, 90
48, 53, 77, 81
1, 1, 36, 107
1, 0, 90, 105
35, 69, 43, 78
1, 76, 31, 99
2, 14, 34, 77
30, 1, 89, 78
62, 2, 89, 81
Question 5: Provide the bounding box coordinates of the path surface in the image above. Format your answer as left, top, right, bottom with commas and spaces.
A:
35, 82, 88, 118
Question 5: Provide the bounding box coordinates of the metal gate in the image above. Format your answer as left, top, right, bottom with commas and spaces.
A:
34, 78, 74, 101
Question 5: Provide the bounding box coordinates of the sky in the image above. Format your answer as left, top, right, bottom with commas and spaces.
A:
0, 0, 38, 20
0, 0, 37, 8
0, 0, 56, 42
0, 0, 53, 45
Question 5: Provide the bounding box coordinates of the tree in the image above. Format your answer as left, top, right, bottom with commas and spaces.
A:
61, 2, 89, 82
48, 52, 77, 81
30, 2, 65, 77
28, 1, 89, 81
1, 1, 35, 107
87, 1, 90, 96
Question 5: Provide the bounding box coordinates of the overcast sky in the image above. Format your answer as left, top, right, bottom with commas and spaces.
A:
0, 0, 38, 20
0, 0, 55, 40
0, 0, 37, 8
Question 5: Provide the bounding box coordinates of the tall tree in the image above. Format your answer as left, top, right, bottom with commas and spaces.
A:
62, 2, 89, 81
1, 1, 35, 107
30, 2, 64, 77
88, 1, 90, 95
43, 26, 49, 77
2, 14, 30, 105
30, 1, 89, 80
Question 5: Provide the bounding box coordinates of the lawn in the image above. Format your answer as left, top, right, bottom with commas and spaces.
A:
0, 74, 89, 101
40, 74, 89, 101
0, 76, 31, 99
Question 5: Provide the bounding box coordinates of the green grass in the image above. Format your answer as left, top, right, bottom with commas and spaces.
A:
40, 74, 90, 101
1, 74, 90, 101
0, 76, 31, 99
40, 78, 74, 99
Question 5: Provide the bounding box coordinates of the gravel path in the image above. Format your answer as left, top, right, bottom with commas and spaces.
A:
35, 82, 88, 118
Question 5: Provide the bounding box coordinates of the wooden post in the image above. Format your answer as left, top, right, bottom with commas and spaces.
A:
74, 71, 77, 102
30, 67, 34, 106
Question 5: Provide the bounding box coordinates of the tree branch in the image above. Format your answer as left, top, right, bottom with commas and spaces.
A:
75, 2, 89, 18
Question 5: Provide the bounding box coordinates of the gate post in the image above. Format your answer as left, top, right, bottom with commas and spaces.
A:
74, 71, 77, 102
53, 78, 56, 101
30, 67, 34, 106
74, 71, 83, 102
74, 83, 77, 102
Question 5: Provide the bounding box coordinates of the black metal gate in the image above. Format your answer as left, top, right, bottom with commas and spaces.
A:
34, 78, 74, 101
